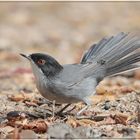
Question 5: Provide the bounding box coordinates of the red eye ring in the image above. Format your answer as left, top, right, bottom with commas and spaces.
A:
37, 59, 46, 65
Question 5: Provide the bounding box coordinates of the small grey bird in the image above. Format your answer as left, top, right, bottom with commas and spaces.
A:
21, 32, 140, 115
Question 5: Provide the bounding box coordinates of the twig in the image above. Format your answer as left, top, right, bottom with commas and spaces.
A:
76, 114, 110, 121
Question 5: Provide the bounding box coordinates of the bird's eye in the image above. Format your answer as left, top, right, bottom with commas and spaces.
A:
37, 59, 46, 65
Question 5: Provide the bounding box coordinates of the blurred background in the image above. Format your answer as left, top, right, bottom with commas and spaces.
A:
0, 2, 140, 138
0, 2, 140, 70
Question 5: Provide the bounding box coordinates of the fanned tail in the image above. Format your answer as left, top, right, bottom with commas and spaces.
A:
81, 32, 140, 77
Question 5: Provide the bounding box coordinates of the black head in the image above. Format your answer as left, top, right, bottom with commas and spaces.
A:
21, 53, 63, 78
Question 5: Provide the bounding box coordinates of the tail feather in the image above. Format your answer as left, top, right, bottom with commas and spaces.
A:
106, 52, 140, 76
95, 32, 128, 60
105, 35, 140, 65
106, 64, 140, 76
81, 37, 109, 63
112, 52, 140, 67
81, 32, 127, 63
81, 32, 140, 78
81, 44, 97, 63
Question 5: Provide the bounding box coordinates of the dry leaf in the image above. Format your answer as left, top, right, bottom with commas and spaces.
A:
112, 113, 128, 125
8, 94, 25, 102
8, 92, 34, 102
95, 117, 116, 126
66, 117, 96, 128
8, 118, 48, 133
77, 119, 96, 127
25, 101, 38, 107
24, 120, 48, 133
33, 120, 48, 133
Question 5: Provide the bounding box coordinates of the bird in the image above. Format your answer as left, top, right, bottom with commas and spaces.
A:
20, 32, 140, 116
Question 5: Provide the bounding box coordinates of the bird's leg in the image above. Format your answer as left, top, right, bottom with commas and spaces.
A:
76, 97, 92, 116
56, 103, 71, 115
66, 105, 76, 113
76, 104, 90, 116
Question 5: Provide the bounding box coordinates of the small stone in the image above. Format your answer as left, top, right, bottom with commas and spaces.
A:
103, 101, 110, 110
47, 123, 78, 139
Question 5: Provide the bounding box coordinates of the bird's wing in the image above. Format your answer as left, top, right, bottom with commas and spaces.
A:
56, 63, 102, 87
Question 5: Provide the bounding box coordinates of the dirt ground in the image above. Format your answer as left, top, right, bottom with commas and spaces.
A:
0, 2, 140, 139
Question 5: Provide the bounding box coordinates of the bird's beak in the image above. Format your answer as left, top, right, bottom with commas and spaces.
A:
20, 53, 31, 61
